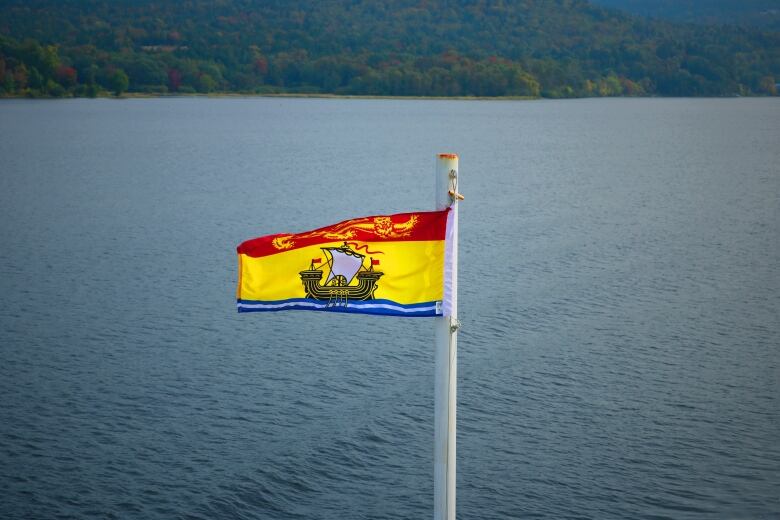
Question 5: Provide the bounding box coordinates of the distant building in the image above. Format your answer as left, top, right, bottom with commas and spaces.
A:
141, 45, 188, 53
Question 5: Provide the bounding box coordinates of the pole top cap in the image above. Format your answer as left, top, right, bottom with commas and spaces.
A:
438, 153, 458, 159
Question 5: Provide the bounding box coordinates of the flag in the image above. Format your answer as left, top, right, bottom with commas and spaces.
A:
237, 208, 453, 317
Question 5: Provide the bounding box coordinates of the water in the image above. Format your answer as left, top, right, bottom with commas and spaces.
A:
0, 97, 778, 519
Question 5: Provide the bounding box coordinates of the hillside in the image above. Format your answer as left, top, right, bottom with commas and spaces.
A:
1, 0, 778, 98
589, 0, 780, 31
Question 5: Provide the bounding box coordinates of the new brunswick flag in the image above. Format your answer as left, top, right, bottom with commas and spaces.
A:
237, 208, 454, 317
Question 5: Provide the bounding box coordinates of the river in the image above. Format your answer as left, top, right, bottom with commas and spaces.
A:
1, 97, 778, 519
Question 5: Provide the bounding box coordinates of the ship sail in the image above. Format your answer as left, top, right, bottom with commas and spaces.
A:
324, 246, 364, 285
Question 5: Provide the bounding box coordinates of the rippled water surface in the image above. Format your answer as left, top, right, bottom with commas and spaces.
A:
1, 97, 778, 519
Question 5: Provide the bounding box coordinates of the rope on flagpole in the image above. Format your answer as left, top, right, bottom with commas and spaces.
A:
449, 318, 461, 333
448, 169, 465, 201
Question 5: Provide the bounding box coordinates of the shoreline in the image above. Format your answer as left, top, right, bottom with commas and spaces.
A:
0, 91, 541, 101
0, 92, 766, 101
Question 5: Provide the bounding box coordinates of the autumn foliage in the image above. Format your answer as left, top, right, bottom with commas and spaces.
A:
0, 0, 778, 98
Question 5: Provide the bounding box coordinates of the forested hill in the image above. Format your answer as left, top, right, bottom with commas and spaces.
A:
0, 0, 778, 98
589, 0, 780, 31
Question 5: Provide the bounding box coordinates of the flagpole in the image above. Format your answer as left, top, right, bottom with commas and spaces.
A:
434, 153, 459, 520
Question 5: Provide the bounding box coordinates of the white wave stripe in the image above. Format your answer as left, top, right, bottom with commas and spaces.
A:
351, 303, 439, 313
237, 301, 439, 314
238, 301, 327, 310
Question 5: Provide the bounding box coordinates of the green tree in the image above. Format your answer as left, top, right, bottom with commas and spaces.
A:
28, 66, 44, 90
197, 73, 217, 92
122, 56, 167, 90
45, 79, 65, 97
2, 73, 14, 94
758, 76, 777, 96
109, 69, 129, 96
13, 64, 28, 90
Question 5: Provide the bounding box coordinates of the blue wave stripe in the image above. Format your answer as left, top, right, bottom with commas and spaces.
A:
237, 298, 441, 317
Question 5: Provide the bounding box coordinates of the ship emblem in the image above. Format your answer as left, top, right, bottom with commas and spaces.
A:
299, 242, 383, 307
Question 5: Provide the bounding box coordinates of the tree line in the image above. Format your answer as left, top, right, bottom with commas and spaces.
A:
590, 0, 780, 31
0, 0, 778, 98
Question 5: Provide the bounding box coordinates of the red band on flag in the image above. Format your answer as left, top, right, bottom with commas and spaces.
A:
371, 259, 380, 265
237, 209, 449, 258
312, 258, 322, 263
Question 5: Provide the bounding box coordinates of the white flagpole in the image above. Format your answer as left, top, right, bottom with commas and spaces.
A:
434, 153, 459, 520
